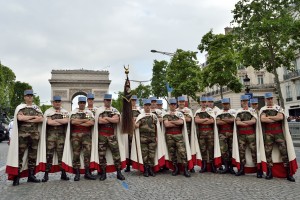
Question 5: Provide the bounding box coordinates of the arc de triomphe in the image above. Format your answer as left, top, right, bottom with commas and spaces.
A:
49, 69, 111, 111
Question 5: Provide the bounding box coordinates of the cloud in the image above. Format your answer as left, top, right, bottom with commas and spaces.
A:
0, 0, 239, 104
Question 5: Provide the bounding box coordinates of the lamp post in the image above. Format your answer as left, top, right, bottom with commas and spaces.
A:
243, 74, 251, 94
150, 49, 175, 56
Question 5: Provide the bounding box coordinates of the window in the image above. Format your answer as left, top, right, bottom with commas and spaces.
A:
257, 75, 264, 85
295, 80, 300, 97
296, 57, 300, 70
286, 85, 292, 98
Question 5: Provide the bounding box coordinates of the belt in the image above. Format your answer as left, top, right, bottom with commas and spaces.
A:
72, 125, 90, 133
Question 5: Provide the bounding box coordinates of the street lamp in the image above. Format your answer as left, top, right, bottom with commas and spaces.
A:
150, 49, 175, 56
243, 74, 251, 94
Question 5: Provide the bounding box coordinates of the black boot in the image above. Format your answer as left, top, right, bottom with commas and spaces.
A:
218, 161, 229, 174
235, 164, 245, 176
27, 168, 40, 183
148, 166, 155, 177
125, 164, 131, 172
211, 163, 216, 173
256, 169, 263, 178
99, 167, 107, 181
42, 163, 52, 182
12, 170, 20, 186
74, 168, 80, 181
286, 167, 295, 182
265, 166, 273, 180
42, 171, 49, 182
143, 165, 149, 177
183, 164, 191, 177
190, 167, 195, 173
84, 167, 96, 180
116, 168, 125, 180
199, 161, 207, 173
61, 169, 70, 180
229, 163, 236, 174
172, 163, 179, 176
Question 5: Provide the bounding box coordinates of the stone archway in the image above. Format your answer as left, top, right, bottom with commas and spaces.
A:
49, 69, 111, 111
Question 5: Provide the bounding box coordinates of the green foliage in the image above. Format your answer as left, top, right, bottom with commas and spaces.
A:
232, 0, 300, 108
233, 0, 300, 71
33, 95, 41, 107
40, 104, 52, 113
131, 84, 152, 106
10, 81, 32, 115
112, 91, 123, 112
198, 30, 242, 98
151, 60, 168, 98
0, 63, 16, 109
166, 49, 201, 101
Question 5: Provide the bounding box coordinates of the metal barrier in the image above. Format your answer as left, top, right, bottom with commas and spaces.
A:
289, 122, 300, 140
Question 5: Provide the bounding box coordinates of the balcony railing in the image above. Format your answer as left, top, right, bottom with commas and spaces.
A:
204, 83, 275, 96
283, 69, 300, 81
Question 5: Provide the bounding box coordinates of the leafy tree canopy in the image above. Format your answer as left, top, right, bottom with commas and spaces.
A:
198, 30, 243, 98
166, 49, 201, 101
151, 60, 168, 98
232, 0, 300, 108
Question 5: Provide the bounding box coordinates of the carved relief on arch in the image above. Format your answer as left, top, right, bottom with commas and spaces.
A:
69, 89, 92, 100
94, 90, 107, 99
53, 90, 68, 98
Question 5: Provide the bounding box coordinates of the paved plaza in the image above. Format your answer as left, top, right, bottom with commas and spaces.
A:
0, 142, 299, 200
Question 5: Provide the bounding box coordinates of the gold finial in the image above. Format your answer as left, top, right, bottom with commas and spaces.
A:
124, 65, 129, 75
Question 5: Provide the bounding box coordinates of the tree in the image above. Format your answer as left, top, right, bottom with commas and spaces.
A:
131, 84, 152, 106
10, 81, 32, 115
166, 49, 201, 101
198, 30, 243, 99
40, 104, 52, 113
151, 60, 168, 99
112, 91, 123, 112
232, 0, 300, 108
0, 62, 16, 109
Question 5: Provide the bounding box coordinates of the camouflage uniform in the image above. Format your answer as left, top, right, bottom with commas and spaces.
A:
261, 109, 288, 167
196, 111, 214, 163
88, 107, 97, 116
216, 112, 234, 162
163, 114, 187, 164
236, 111, 257, 165
70, 111, 93, 169
45, 112, 68, 170
177, 108, 193, 144
18, 107, 43, 170
138, 114, 157, 166
98, 110, 121, 168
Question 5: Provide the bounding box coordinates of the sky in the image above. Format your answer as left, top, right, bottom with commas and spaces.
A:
0, 0, 239, 105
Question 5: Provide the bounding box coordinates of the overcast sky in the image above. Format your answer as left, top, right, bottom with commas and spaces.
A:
0, 0, 238, 104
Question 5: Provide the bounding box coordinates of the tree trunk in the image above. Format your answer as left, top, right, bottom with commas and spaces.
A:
220, 85, 223, 99
273, 67, 285, 109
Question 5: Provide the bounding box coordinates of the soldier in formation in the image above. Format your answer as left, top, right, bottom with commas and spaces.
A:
215, 98, 236, 174
259, 93, 296, 182
132, 99, 164, 177
41, 96, 70, 182
96, 94, 125, 181
195, 97, 216, 173
163, 98, 191, 177
69, 97, 96, 181
6, 89, 44, 186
